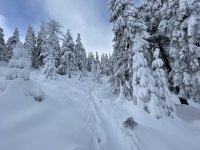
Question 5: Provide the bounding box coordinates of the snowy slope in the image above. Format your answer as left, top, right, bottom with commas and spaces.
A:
0, 61, 200, 150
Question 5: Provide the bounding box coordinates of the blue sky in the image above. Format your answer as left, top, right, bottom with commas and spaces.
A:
0, 0, 141, 55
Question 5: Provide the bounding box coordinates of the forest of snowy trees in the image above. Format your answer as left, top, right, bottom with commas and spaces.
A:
107, 0, 200, 111
0, 0, 200, 119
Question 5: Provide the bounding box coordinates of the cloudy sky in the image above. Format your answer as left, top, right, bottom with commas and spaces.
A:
0, 0, 141, 55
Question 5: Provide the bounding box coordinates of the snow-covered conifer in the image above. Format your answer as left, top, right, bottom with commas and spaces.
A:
152, 49, 176, 116
101, 54, 110, 76
37, 23, 46, 67
108, 0, 141, 97
96, 52, 100, 64
24, 25, 36, 67
58, 29, 75, 78
4, 28, 19, 62
6, 41, 30, 80
0, 41, 44, 101
188, 1, 200, 103
42, 41, 57, 80
108, 53, 114, 75
44, 19, 63, 68
86, 52, 95, 72
132, 35, 161, 119
75, 33, 86, 74
95, 63, 102, 84
0, 28, 5, 61
40, 19, 63, 79
168, 0, 200, 105
91, 62, 102, 84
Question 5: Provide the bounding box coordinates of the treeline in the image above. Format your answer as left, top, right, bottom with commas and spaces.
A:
0, 19, 112, 81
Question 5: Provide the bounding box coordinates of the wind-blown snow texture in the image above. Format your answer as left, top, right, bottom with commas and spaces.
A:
0, 61, 200, 150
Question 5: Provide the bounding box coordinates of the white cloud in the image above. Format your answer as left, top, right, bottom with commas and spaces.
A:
0, 14, 12, 42
43, 0, 113, 56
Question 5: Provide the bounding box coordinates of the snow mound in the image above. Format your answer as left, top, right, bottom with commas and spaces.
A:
1, 78, 44, 101
1, 41, 45, 101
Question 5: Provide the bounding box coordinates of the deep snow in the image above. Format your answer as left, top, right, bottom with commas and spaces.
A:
0, 61, 200, 150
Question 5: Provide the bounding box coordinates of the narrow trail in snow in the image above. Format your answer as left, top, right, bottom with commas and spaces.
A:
85, 85, 108, 150
81, 81, 143, 150
93, 88, 143, 150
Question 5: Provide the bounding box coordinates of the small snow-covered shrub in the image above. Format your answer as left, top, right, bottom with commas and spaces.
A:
123, 117, 138, 130
1, 41, 45, 102
30, 87, 44, 102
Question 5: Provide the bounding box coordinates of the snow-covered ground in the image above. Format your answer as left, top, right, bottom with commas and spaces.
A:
0, 61, 200, 150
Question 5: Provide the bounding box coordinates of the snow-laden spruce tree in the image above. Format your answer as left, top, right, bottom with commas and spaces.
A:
108, 0, 126, 94
44, 19, 63, 68
0, 41, 44, 101
187, 1, 200, 103
108, 53, 114, 75
100, 54, 110, 76
91, 62, 102, 84
132, 35, 162, 118
4, 28, 19, 62
152, 49, 176, 117
75, 33, 86, 74
41, 39, 57, 80
40, 19, 63, 79
37, 23, 46, 67
0, 27, 5, 61
96, 52, 100, 64
91, 62, 97, 81
108, 0, 142, 98
24, 25, 36, 67
86, 52, 95, 72
58, 29, 76, 78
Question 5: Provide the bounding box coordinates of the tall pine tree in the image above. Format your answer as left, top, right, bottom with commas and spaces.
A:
75, 33, 86, 74
24, 25, 36, 67
44, 19, 63, 68
58, 29, 76, 78
0, 28, 5, 61
4, 28, 19, 62
37, 23, 47, 67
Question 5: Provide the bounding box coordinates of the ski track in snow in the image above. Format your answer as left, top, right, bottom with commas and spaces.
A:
80, 81, 142, 150
93, 89, 142, 150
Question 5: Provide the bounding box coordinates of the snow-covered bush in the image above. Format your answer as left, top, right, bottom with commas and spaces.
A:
123, 117, 138, 130
0, 41, 44, 101
6, 41, 30, 81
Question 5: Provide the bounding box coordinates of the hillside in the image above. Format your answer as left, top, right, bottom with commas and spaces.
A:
0, 61, 200, 150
